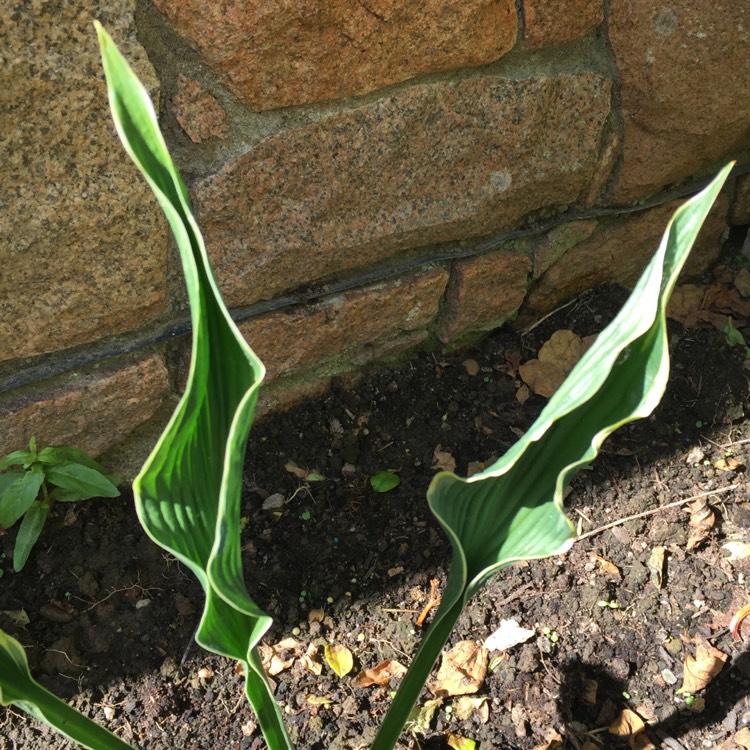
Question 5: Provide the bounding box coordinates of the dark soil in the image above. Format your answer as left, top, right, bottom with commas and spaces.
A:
2, 281, 750, 750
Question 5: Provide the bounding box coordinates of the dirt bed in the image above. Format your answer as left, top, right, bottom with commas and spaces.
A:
2, 281, 750, 750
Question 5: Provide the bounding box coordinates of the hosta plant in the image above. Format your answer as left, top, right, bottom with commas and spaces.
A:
0, 23, 733, 750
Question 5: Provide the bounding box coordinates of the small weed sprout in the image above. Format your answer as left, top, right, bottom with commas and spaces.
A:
0, 437, 120, 572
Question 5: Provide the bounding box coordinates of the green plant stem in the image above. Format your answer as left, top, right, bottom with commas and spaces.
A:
18, 681, 136, 750
370, 598, 463, 750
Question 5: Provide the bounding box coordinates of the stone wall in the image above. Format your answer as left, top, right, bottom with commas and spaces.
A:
2, 1, 750, 477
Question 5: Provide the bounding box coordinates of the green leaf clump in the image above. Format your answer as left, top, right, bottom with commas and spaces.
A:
0, 436, 120, 571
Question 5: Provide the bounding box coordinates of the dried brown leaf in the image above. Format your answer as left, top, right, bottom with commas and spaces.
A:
609, 708, 646, 736
432, 445, 457, 473
730, 603, 750, 639
452, 696, 488, 721
593, 554, 622, 580
308, 608, 325, 624
679, 637, 727, 693
515, 383, 530, 404
538, 329, 586, 374
300, 644, 323, 676
518, 359, 566, 398
284, 460, 308, 479
352, 659, 407, 688
647, 546, 666, 590
429, 641, 488, 697
685, 497, 715, 551
714, 457, 745, 472
463, 359, 480, 376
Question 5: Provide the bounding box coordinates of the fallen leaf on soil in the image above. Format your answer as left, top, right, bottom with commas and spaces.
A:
678, 637, 727, 693
324, 643, 354, 678
306, 695, 333, 707
259, 637, 302, 676
647, 546, 666, 589
504, 348, 522, 376
537, 329, 587, 373
609, 708, 647, 736
308, 608, 325, 623
685, 497, 715, 551
515, 383, 530, 403
410, 697, 443, 731
430, 640, 488, 697
714, 456, 745, 472
447, 734, 476, 750
387, 566, 404, 577
609, 708, 655, 749
284, 460, 308, 479
685, 444, 705, 464
432, 445, 457, 473
724, 541, 750, 563
352, 659, 407, 688
467, 458, 495, 477
452, 696, 488, 722
300, 643, 323, 676
593, 553, 622, 579
463, 359, 480, 376
518, 358, 566, 398
733, 727, 750, 749
483, 619, 535, 652
730, 603, 750, 640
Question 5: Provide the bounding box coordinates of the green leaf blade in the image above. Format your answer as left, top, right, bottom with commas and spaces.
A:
373, 164, 733, 750
0, 629, 136, 750
45, 463, 120, 500
96, 23, 292, 750
0, 466, 45, 529
0, 450, 33, 471
13, 501, 50, 571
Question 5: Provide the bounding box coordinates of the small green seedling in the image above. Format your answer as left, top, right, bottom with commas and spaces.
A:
597, 599, 621, 610
722, 317, 750, 357
370, 470, 401, 492
0, 437, 120, 571
541, 626, 559, 643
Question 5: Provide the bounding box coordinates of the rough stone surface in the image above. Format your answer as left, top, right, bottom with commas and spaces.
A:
172, 75, 228, 143
437, 250, 532, 342
731, 176, 750, 225
240, 269, 448, 380
521, 194, 730, 319
151, 0, 518, 109
532, 219, 599, 279
523, 0, 603, 47
0, 354, 171, 460
195, 72, 611, 307
608, 1, 750, 202
255, 377, 332, 422
0, 1, 168, 362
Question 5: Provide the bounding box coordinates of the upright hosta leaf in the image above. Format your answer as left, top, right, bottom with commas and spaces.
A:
372, 164, 733, 750
0, 629, 135, 750
96, 24, 292, 750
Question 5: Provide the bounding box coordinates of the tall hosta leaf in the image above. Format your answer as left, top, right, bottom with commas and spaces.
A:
372, 164, 732, 750
0, 630, 135, 750
96, 24, 292, 750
